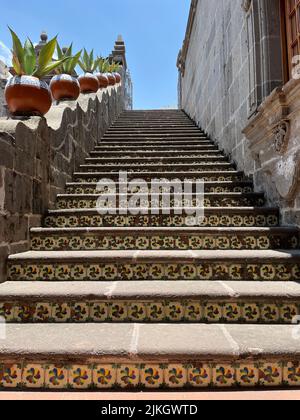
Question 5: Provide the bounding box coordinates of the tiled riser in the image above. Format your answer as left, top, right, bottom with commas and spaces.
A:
56, 196, 265, 209
75, 175, 246, 183
0, 362, 299, 389
66, 186, 254, 194
8, 262, 300, 281
0, 300, 298, 324
30, 234, 299, 251
81, 166, 234, 173
44, 214, 280, 228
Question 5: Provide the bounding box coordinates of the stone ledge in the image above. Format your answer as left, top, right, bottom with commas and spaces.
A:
0, 324, 299, 362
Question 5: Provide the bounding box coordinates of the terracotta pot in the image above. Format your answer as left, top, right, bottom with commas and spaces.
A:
50, 74, 80, 101
113, 72, 121, 83
95, 72, 109, 89
78, 73, 99, 93
105, 73, 116, 86
5, 76, 52, 116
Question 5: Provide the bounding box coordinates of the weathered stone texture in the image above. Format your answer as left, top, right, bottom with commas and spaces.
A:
0, 86, 123, 280
179, 0, 290, 215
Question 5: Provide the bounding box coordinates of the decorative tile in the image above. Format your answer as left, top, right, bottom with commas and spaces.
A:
185, 302, 202, 321
283, 362, 300, 386
165, 365, 187, 388
34, 303, 52, 322
236, 364, 259, 387
147, 302, 165, 321
69, 365, 92, 389
242, 303, 260, 323
224, 303, 241, 322
71, 302, 90, 322
204, 303, 223, 322
188, 364, 211, 388
261, 304, 280, 323
90, 302, 108, 322
213, 364, 235, 387
140, 365, 164, 389
52, 303, 71, 323
45, 365, 68, 389
93, 365, 117, 389
109, 302, 128, 322
165, 302, 185, 321
117, 365, 140, 388
259, 363, 282, 386
0, 303, 15, 322
128, 303, 147, 321
1, 364, 22, 388
22, 364, 45, 388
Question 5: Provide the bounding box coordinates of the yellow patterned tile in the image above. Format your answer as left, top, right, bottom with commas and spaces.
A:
55, 265, 72, 280
224, 303, 241, 322
283, 362, 300, 386
45, 365, 68, 389
93, 365, 117, 389
0, 302, 15, 322
260, 265, 276, 281
71, 265, 87, 280
185, 302, 202, 321
181, 265, 197, 280
259, 363, 282, 386
102, 265, 118, 280
147, 302, 165, 321
140, 365, 164, 389
117, 365, 140, 388
128, 303, 147, 321
204, 303, 223, 322
164, 365, 187, 388
14, 304, 35, 322
236, 364, 259, 387
188, 364, 211, 388
165, 302, 185, 321
22, 364, 45, 388
261, 304, 280, 323
241, 303, 260, 323
109, 302, 128, 322
90, 302, 108, 322
34, 303, 52, 322
52, 303, 71, 323
213, 364, 235, 387
280, 304, 298, 323
149, 264, 164, 280
69, 365, 92, 389
1, 364, 22, 388
71, 302, 90, 322
87, 265, 102, 280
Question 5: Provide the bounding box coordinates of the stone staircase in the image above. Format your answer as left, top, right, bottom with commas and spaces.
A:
1, 109, 300, 390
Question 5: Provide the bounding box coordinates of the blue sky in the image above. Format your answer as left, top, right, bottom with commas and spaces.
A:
0, 0, 191, 109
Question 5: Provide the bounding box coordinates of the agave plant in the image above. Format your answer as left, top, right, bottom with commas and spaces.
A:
56, 43, 82, 75
79, 49, 99, 74
109, 62, 121, 73
98, 57, 110, 74
8, 27, 69, 78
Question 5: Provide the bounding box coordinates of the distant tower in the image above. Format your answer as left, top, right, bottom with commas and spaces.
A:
35, 31, 48, 58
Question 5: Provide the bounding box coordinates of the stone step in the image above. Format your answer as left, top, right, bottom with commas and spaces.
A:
55, 193, 265, 210
1, 281, 300, 324
79, 163, 235, 173
112, 124, 197, 128
106, 129, 203, 135
98, 139, 212, 146
44, 207, 280, 228
0, 323, 299, 390
8, 250, 300, 282
73, 171, 246, 183
102, 136, 209, 142
30, 226, 299, 251
94, 145, 219, 151
85, 156, 228, 164
65, 181, 254, 194
90, 149, 222, 157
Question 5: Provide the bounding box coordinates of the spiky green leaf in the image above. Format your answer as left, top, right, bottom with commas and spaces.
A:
34, 57, 70, 78
23, 38, 36, 75
8, 27, 25, 74
38, 36, 57, 71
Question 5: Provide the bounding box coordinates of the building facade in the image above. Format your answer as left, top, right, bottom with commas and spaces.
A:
178, 0, 300, 226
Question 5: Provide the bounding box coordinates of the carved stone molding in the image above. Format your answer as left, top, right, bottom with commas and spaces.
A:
273, 120, 290, 154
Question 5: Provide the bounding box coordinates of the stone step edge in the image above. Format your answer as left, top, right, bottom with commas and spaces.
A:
8, 249, 300, 262
56, 192, 263, 198
0, 325, 299, 389
0, 282, 299, 325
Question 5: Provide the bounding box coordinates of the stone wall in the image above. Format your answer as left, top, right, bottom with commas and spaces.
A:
178, 0, 284, 178
0, 86, 123, 280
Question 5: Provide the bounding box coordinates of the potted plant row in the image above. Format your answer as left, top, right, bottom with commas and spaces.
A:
5, 28, 123, 117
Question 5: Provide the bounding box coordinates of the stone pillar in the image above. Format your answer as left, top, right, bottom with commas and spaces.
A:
111, 35, 133, 110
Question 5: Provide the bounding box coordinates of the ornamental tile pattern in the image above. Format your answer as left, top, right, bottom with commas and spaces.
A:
0, 300, 298, 323
0, 361, 298, 389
